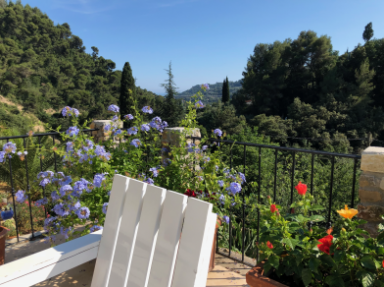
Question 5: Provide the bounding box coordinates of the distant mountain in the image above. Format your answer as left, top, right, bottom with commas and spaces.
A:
175, 80, 242, 105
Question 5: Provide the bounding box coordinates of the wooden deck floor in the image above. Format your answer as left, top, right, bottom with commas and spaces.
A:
4, 233, 251, 287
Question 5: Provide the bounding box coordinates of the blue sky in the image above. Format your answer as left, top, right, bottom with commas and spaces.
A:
21, 0, 384, 95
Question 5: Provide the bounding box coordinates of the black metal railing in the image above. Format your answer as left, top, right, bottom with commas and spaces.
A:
0, 130, 361, 267
191, 137, 361, 266
0, 129, 98, 243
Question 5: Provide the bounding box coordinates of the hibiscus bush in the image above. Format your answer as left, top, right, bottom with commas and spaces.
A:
257, 182, 384, 287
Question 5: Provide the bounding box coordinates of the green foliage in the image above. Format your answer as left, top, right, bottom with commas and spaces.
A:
177, 80, 242, 105
221, 77, 230, 103
161, 62, 184, 126
119, 62, 135, 126
363, 22, 374, 43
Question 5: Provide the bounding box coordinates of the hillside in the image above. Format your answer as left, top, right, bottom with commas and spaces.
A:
0, 2, 164, 130
176, 80, 242, 104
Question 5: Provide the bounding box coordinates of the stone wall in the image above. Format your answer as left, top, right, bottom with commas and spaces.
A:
89, 120, 124, 144
357, 146, 384, 237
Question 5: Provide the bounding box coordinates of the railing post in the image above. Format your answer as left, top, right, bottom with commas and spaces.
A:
357, 147, 384, 237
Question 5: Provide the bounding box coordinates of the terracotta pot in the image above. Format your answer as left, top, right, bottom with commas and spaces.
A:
246, 260, 287, 287
0, 226, 9, 265
208, 218, 221, 272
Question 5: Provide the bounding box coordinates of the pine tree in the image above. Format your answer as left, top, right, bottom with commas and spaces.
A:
363, 22, 374, 42
119, 62, 135, 127
222, 77, 230, 103
161, 62, 183, 126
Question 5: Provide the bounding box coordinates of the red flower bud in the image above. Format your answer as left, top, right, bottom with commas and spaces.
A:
267, 241, 273, 249
184, 189, 197, 197
295, 181, 307, 196
270, 204, 278, 213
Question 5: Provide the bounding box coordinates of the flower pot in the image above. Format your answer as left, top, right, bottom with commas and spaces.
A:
246, 260, 288, 287
1, 209, 13, 221
0, 226, 9, 265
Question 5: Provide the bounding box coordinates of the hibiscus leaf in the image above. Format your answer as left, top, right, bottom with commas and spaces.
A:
268, 254, 280, 269
358, 271, 375, 287
360, 255, 376, 270
308, 204, 325, 211
301, 268, 312, 286
281, 238, 294, 250
319, 254, 335, 267
325, 274, 345, 287
309, 257, 321, 273
309, 215, 325, 222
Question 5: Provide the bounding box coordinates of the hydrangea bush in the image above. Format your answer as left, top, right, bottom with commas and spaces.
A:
4, 84, 248, 246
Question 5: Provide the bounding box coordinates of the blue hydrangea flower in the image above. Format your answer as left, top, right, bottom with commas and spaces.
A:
104, 124, 111, 132
219, 194, 225, 205
201, 83, 210, 90
131, 139, 141, 148
40, 178, 51, 187
203, 156, 210, 163
102, 203, 108, 214
90, 225, 103, 233
66, 126, 80, 137
76, 207, 90, 219
0, 151, 5, 163
3, 142, 17, 154
112, 115, 118, 122
202, 145, 208, 151
62, 106, 79, 117
70, 201, 81, 212
124, 114, 134, 120
66, 142, 74, 153
93, 173, 105, 188
59, 185, 73, 197
213, 129, 223, 137
160, 121, 168, 132
187, 143, 195, 153
53, 203, 70, 217
15, 190, 27, 203
82, 140, 94, 152
128, 126, 138, 136
218, 180, 224, 187
144, 177, 154, 185
51, 190, 60, 201
142, 106, 153, 114
141, 124, 150, 132
113, 129, 122, 136
108, 104, 120, 113
229, 182, 241, 195
35, 197, 48, 207
223, 215, 230, 224
239, 172, 246, 184
59, 226, 72, 240
149, 167, 159, 177
195, 100, 204, 109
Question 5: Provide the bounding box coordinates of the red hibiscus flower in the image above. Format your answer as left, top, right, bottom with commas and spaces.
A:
295, 181, 307, 196
270, 204, 278, 213
267, 241, 273, 249
382, 260, 384, 268
317, 235, 333, 255
184, 189, 197, 197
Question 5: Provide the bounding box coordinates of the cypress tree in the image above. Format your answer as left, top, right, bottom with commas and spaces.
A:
222, 77, 230, 103
363, 22, 374, 42
225, 76, 230, 102
222, 79, 226, 102
119, 62, 135, 127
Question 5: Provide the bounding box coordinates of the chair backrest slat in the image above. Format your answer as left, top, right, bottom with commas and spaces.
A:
107, 179, 147, 287
171, 197, 216, 287
147, 190, 187, 287
91, 175, 216, 287
91, 175, 130, 287
126, 184, 166, 287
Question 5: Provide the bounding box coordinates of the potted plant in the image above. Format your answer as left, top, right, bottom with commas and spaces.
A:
246, 182, 384, 287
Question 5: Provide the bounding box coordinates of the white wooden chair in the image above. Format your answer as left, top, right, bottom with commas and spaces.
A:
0, 174, 217, 287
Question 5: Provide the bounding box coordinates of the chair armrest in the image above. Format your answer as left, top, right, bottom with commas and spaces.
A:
0, 230, 102, 287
